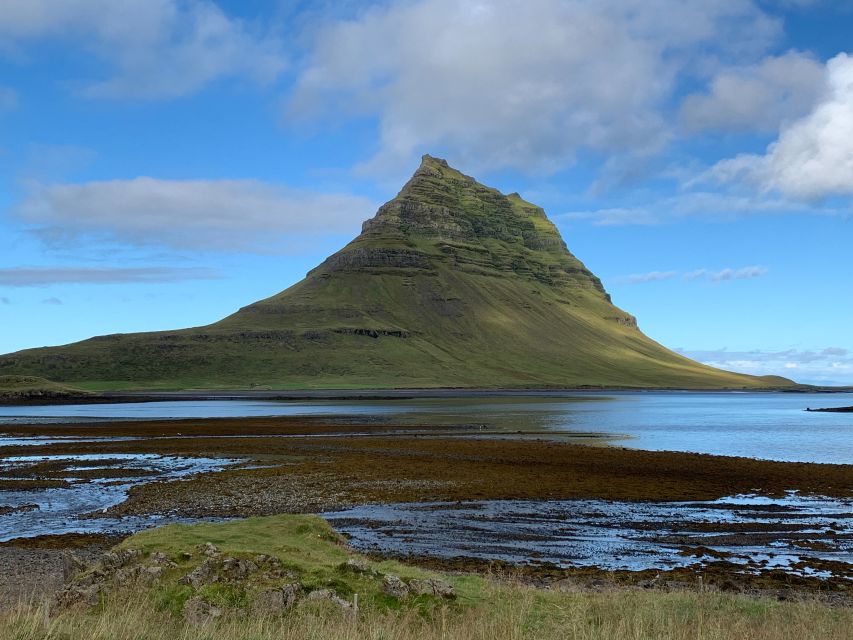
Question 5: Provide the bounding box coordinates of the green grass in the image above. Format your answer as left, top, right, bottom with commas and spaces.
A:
0, 375, 90, 398
0, 156, 795, 391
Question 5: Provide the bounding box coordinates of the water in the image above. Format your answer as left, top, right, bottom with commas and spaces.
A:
0, 453, 239, 541
1, 391, 851, 463
325, 495, 853, 578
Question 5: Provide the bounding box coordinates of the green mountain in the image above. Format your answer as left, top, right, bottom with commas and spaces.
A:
0, 156, 792, 390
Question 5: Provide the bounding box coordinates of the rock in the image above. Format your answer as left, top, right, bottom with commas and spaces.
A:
182, 597, 223, 626
253, 554, 282, 568
55, 583, 101, 609
113, 566, 140, 587
141, 565, 166, 584
74, 569, 107, 588
200, 542, 220, 557
305, 589, 353, 610
251, 589, 286, 614
408, 578, 455, 598
281, 583, 302, 607
221, 557, 258, 581
149, 551, 175, 566
250, 584, 301, 615
179, 558, 220, 588
114, 564, 166, 587
61, 552, 86, 583
341, 558, 372, 574
382, 574, 409, 598
100, 548, 142, 573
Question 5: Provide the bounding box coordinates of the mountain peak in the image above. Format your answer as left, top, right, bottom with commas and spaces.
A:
0, 155, 788, 391
318, 156, 606, 296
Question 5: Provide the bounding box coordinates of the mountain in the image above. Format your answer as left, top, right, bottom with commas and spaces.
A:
0, 156, 792, 390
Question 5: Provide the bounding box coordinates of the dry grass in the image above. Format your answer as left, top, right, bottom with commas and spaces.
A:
2, 584, 851, 640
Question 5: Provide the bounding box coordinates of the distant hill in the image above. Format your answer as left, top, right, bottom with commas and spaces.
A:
0, 156, 794, 391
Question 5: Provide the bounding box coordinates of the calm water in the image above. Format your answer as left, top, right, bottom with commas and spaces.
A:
1, 391, 851, 463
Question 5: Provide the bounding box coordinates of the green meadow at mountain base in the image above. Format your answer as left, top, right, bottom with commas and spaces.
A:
0, 157, 792, 391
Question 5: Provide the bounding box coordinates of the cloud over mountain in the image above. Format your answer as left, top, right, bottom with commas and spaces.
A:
288, 0, 780, 174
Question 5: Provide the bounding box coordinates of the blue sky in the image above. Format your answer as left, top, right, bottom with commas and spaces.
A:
0, 0, 851, 385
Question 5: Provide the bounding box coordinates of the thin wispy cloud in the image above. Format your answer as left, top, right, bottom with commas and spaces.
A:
40, 297, 62, 305
561, 191, 813, 227
683, 266, 769, 282
617, 271, 679, 284
0, 267, 222, 287
0, 0, 286, 100
677, 347, 853, 386
616, 266, 769, 285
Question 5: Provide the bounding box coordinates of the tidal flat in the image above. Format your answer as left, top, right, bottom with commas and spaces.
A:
0, 413, 851, 608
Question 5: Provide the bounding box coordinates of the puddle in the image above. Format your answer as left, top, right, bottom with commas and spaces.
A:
324, 494, 853, 579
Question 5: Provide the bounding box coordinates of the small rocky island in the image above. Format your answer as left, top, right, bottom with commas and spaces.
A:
806, 406, 853, 413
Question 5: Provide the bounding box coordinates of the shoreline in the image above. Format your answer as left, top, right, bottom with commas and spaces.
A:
4, 384, 853, 407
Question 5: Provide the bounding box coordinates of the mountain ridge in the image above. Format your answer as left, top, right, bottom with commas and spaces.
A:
0, 155, 794, 391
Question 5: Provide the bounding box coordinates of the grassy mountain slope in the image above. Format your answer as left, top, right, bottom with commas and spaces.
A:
0, 156, 792, 390
0, 375, 91, 401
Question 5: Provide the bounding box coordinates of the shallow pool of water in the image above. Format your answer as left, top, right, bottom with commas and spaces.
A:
325, 494, 853, 579
0, 453, 239, 541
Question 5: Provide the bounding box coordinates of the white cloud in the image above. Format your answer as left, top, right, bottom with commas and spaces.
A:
683, 266, 769, 281
677, 347, 853, 386
617, 271, 679, 284
14, 177, 376, 252
0, 0, 286, 99
680, 51, 825, 133
708, 53, 853, 199
288, 0, 780, 175
0, 267, 220, 287
615, 266, 769, 285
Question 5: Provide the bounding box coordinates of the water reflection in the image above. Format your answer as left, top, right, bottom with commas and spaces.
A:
0, 392, 851, 463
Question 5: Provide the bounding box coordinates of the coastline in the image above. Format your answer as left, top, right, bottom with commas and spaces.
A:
1, 415, 851, 607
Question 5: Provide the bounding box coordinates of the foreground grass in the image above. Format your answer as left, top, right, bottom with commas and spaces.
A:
1, 515, 849, 639
3, 586, 851, 640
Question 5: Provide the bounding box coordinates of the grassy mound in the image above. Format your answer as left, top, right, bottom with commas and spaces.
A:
109, 514, 480, 615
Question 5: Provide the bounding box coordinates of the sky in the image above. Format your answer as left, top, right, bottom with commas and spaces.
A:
0, 0, 851, 386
